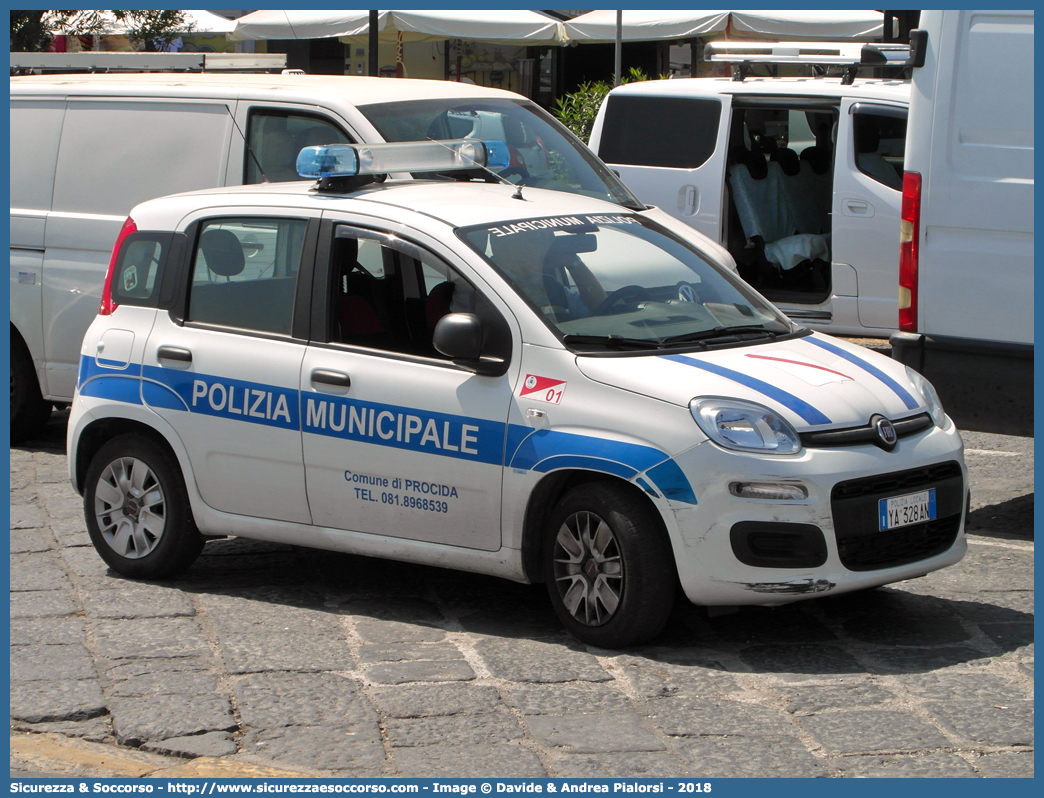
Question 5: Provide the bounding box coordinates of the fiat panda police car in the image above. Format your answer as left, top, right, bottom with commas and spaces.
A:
69, 139, 967, 647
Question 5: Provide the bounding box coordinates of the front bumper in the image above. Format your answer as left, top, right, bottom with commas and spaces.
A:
665, 418, 967, 606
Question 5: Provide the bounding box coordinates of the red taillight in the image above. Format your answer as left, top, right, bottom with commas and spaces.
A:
100, 217, 137, 316
898, 171, 921, 332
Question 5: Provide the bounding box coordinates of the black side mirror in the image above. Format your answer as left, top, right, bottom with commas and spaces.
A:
433, 313, 509, 377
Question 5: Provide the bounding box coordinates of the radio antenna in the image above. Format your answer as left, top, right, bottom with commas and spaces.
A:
224, 105, 271, 183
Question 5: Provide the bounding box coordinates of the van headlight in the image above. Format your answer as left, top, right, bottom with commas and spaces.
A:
905, 367, 946, 427
690, 398, 802, 455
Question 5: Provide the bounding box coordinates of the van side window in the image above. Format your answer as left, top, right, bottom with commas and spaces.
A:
597, 96, 721, 169
245, 111, 353, 184
330, 226, 508, 363
188, 218, 308, 336
853, 111, 906, 191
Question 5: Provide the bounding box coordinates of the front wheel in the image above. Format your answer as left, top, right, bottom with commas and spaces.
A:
84, 434, 203, 579
544, 482, 675, 647
10, 337, 52, 444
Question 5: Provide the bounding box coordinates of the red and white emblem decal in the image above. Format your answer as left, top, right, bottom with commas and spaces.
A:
520, 374, 567, 404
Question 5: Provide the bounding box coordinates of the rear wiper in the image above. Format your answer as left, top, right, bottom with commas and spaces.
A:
661, 325, 778, 346
562, 334, 663, 350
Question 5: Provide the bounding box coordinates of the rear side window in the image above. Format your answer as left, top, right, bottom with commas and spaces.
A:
112, 232, 174, 307
245, 111, 353, 184
853, 110, 907, 191
187, 218, 308, 336
598, 96, 721, 169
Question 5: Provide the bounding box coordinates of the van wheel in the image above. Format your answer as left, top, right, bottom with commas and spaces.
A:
84, 434, 203, 579
10, 337, 52, 444
544, 482, 675, 648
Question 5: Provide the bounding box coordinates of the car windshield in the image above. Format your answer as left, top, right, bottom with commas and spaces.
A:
359, 98, 643, 209
460, 214, 798, 350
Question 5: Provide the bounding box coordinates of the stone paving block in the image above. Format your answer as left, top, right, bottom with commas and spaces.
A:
354, 618, 446, 645
456, 603, 564, 639
780, 682, 898, 714
203, 596, 344, 634
11, 718, 112, 743
674, 735, 825, 778
81, 584, 196, 619
10, 553, 71, 591
10, 680, 107, 724
978, 622, 1034, 651
919, 547, 1034, 593
235, 673, 374, 728
547, 751, 684, 778
143, 732, 238, 759
975, 752, 1034, 778
42, 494, 84, 519
645, 697, 793, 738
340, 597, 446, 625
218, 632, 353, 673
93, 618, 209, 660
11, 644, 97, 682
1017, 659, 1033, 678
475, 638, 612, 683
357, 641, 463, 664
61, 546, 118, 578
611, 655, 739, 699
525, 712, 665, 753
107, 671, 219, 698
35, 460, 73, 484
369, 683, 503, 718
105, 656, 212, 680
739, 644, 865, 679
503, 681, 633, 716
11, 503, 45, 529
862, 646, 992, 673
798, 709, 951, 753
898, 671, 1027, 703
243, 726, 388, 775
831, 752, 980, 778
364, 659, 476, 685
924, 699, 1033, 746
394, 743, 546, 778
11, 528, 52, 553
10, 590, 77, 619
707, 605, 838, 644
842, 613, 969, 646
110, 693, 236, 746
935, 590, 1035, 623
384, 711, 524, 748
49, 516, 92, 548
10, 617, 86, 646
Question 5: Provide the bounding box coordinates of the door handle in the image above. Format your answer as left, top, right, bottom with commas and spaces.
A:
842, 199, 874, 217
157, 346, 192, 364
310, 369, 351, 389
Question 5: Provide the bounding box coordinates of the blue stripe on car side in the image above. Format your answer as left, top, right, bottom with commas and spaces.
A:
647, 460, 698, 505
804, 337, 920, 410
661, 354, 832, 426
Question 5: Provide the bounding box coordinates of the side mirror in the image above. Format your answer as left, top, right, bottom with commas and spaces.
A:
432, 313, 509, 377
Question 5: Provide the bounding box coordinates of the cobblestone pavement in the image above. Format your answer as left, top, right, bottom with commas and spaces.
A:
10, 412, 1033, 778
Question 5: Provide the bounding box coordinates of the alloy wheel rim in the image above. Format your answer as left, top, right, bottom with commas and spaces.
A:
552, 510, 624, 626
94, 456, 166, 559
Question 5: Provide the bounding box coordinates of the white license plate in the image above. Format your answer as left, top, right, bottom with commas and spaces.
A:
879, 488, 937, 531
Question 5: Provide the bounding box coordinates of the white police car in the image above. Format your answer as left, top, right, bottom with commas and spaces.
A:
69, 139, 967, 647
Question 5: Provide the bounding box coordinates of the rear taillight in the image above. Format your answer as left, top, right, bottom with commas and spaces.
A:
899, 171, 921, 332
100, 217, 137, 316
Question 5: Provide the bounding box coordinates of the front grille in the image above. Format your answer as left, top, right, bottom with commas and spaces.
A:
802, 413, 933, 449
831, 461, 964, 571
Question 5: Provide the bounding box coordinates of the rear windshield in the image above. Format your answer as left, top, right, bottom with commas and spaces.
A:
359, 98, 643, 209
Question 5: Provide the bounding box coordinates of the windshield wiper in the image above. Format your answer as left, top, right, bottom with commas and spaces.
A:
661, 325, 779, 346
562, 334, 663, 350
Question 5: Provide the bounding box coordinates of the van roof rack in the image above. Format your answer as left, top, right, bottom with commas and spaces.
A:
704, 40, 919, 85
10, 52, 288, 76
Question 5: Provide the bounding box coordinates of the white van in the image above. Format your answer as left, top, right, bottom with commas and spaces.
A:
589, 43, 913, 337
12, 70, 725, 441
890, 10, 1034, 436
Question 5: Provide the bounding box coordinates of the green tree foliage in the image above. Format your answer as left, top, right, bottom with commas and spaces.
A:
11, 10, 189, 52
553, 67, 652, 143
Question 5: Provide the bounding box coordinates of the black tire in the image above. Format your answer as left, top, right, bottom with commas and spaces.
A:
544, 482, 675, 647
10, 336, 52, 444
84, 433, 203, 579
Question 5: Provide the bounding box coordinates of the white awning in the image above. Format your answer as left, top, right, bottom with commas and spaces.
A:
563, 10, 730, 42
230, 10, 567, 45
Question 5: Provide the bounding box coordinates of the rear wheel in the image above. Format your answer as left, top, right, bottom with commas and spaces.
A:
84, 434, 203, 579
10, 337, 52, 443
544, 482, 675, 647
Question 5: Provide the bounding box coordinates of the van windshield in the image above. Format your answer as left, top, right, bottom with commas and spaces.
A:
359, 98, 643, 209
460, 214, 798, 351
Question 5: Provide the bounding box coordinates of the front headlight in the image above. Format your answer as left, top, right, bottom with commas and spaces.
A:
690, 398, 802, 455
905, 366, 946, 427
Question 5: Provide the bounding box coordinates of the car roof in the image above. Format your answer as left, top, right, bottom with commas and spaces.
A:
609, 76, 910, 103
9, 73, 521, 107
135, 179, 636, 231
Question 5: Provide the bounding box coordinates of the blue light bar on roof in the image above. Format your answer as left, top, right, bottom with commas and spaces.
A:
296, 138, 510, 180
